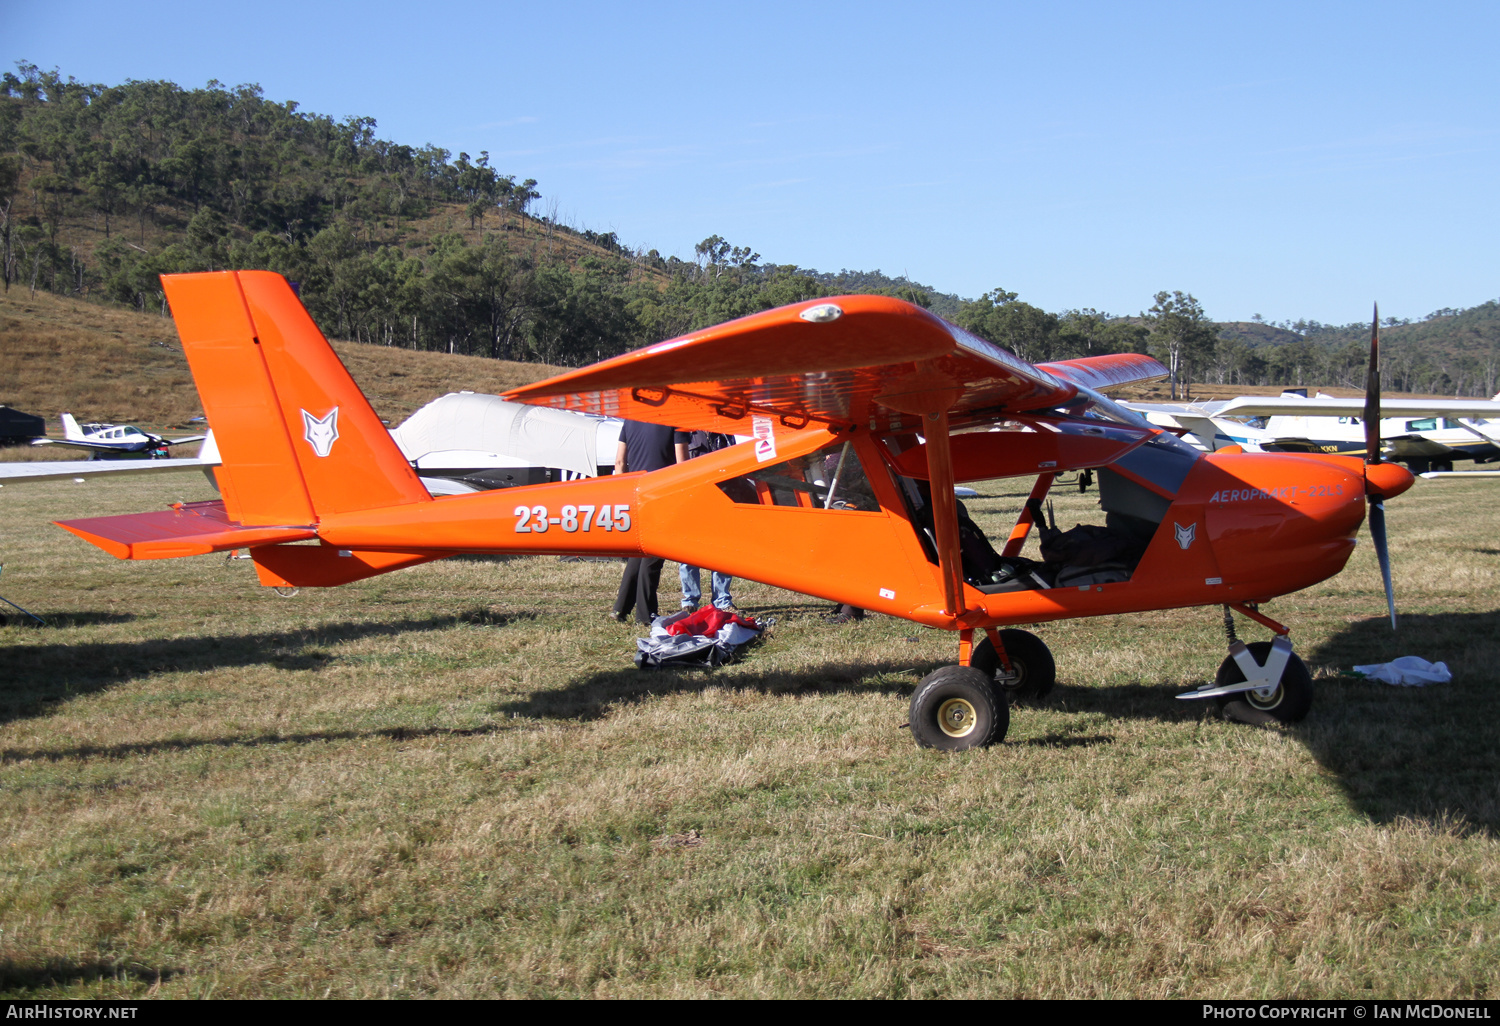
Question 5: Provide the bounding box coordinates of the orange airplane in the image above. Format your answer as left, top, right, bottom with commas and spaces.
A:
55, 272, 1414, 751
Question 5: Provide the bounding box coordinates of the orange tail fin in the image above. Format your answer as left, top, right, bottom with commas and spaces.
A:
161, 271, 430, 525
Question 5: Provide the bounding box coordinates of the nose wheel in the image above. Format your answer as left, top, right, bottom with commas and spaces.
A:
1177, 607, 1313, 724
1211, 640, 1313, 725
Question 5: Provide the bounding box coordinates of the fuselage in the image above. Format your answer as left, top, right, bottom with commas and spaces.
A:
308, 421, 1387, 630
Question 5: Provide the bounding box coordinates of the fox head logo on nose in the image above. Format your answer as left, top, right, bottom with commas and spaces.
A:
302, 408, 340, 458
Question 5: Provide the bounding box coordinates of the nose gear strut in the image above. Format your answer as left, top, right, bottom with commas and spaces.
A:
1177, 604, 1295, 702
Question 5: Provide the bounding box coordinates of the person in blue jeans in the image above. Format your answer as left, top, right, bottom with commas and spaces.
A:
680, 563, 734, 612
676, 430, 736, 612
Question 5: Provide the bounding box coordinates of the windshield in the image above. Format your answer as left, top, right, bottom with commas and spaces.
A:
1056, 387, 1202, 460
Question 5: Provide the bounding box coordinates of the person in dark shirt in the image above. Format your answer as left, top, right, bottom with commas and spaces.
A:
610, 420, 680, 624
675, 430, 736, 612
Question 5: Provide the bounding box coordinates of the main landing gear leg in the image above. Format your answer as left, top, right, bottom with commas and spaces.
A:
907, 627, 1060, 752
1176, 605, 1313, 724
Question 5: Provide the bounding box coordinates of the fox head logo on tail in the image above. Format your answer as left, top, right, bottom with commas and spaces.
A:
302, 408, 340, 458
1174, 522, 1196, 550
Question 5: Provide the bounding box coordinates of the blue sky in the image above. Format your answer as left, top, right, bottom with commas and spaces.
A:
7, 0, 1497, 325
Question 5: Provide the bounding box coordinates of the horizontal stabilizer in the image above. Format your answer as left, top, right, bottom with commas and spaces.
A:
56, 500, 315, 559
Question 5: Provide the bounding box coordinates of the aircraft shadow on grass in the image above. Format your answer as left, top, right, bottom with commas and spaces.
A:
2, 611, 138, 628
496, 656, 943, 724
10, 598, 1495, 834
498, 609, 1500, 835
0, 958, 180, 993
0, 608, 536, 730
0, 722, 508, 766
1295, 610, 1500, 837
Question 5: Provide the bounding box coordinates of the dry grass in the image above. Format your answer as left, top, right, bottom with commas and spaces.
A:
1, 291, 1498, 997
1, 463, 1498, 998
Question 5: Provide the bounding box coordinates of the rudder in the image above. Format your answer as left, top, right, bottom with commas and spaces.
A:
162, 271, 430, 525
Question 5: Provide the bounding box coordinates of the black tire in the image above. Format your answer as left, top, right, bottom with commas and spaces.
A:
1214, 641, 1313, 725
970, 629, 1056, 703
908, 666, 1008, 751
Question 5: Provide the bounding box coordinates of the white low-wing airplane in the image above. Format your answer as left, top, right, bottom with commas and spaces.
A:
0, 433, 220, 486
1124, 392, 1500, 472
31, 413, 206, 458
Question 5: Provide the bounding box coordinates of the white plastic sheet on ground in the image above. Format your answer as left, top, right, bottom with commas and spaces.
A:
1351, 656, 1452, 686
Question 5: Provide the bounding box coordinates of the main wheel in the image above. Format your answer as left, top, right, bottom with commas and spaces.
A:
970, 629, 1056, 703
1214, 641, 1313, 725
908, 666, 1008, 751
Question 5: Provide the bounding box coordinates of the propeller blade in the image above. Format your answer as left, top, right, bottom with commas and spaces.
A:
1364, 303, 1381, 464
1368, 498, 1397, 630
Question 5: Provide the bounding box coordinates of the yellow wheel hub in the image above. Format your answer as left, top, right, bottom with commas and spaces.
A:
936, 697, 978, 738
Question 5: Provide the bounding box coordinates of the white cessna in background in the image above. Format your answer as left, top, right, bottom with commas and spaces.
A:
1123, 391, 1500, 476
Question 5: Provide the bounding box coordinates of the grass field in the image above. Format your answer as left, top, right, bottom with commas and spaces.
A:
1, 465, 1497, 998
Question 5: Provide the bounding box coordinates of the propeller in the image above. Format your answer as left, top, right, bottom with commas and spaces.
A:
1363, 304, 1398, 629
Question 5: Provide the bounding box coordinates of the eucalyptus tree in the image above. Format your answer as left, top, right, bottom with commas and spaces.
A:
1144, 290, 1217, 400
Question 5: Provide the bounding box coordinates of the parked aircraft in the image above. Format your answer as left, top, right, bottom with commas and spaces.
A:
391, 392, 620, 495
56, 273, 1414, 751
3, 399, 620, 494
1126, 392, 1500, 472
31, 413, 205, 458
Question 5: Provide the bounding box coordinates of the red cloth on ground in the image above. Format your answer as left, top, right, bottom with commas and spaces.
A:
665, 606, 759, 637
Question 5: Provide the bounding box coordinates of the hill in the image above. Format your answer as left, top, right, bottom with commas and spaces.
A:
0, 65, 946, 369
3, 62, 1494, 396
0, 283, 558, 450
1211, 304, 1500, 396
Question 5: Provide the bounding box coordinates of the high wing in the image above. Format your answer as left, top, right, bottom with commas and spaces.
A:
390, 393, 613, 479
1037, 353, 1169, 394
504, 297, 1167, 430
1211, 396, 1500, 419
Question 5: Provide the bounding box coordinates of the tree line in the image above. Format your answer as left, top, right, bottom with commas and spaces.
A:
3, 63, 1497, 394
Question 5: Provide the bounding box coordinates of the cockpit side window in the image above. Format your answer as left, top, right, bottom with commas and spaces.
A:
716, 437, 880, 511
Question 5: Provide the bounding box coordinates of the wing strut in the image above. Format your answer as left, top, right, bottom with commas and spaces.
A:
923, 410, 967, 618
